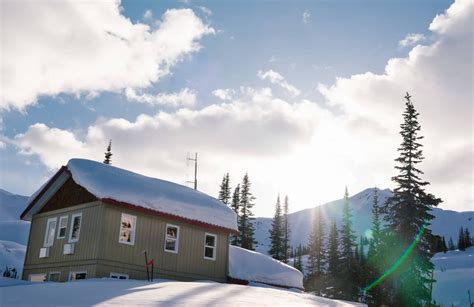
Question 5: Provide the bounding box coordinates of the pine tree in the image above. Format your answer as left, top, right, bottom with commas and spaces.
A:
230, 185, 241, 246
458, 227, 465, 251
239, 173, 256, 250
441, 236, 447, 253
464, 228, 471, 248
294, 244, 303, 273
282, 195, 291, 263
381, 93, 442, 306
218, 173, 232, 206
103, 140, 113, 164
268, 195, 284, 260
448, 237, 455, 251
339, 187, 357, 300
327, 219, 340, 298
307, 207, 326, 294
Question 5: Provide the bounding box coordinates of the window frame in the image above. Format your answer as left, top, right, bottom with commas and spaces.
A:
48, 271, 61, 282
43, 217, 57, 247
68, 213, 82, 243
57, 215, 68, 239
163, 224, 180, 254
118, 213, 137, 246
69, 271, 87, 281
29, 273, 47, 282
110, 272, 129, 280
203, 233, 217, 261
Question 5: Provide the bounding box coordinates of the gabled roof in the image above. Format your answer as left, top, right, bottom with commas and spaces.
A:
21, 159, 238, 233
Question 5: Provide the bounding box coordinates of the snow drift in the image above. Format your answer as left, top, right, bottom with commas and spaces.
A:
228, 245, 304, 289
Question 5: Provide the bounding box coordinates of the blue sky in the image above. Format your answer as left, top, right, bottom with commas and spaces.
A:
1, 0, 472, 216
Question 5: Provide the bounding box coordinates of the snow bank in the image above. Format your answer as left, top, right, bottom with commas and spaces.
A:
432, 247, 474, 306
0, 240, 26, 277
0, 278, 364, 306
66, 159, 237, 231
228, 245, 304, 289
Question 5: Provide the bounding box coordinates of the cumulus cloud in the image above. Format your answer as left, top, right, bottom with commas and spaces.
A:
0, 1, 214, 111
143, 10, 153, 19
212, 89, 235, 100
258, 70, 301, 96
302, 10, 311, 24
318, 0, 473, 211
125, 88, 197, 107
398, 33, 426, 47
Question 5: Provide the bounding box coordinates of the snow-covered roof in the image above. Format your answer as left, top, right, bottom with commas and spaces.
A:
23, 159, 238, 232
228, 245, 304, 289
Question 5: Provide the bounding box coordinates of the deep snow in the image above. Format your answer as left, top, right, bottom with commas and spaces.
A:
228, 245, 303, 289
0, 278, 365, 306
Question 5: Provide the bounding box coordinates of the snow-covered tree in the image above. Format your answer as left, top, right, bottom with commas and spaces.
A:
239, 173, 256, 250
382, 93, 442, 305
103, 140, 113, 164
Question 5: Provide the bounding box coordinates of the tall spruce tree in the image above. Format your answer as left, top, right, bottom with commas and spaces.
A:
458, 227, 466, 251
268, 195, 284, 260
339, 187, 358, 300
382, 93, 442, 306
448, 237, 455, 251
218, 173, 232, 206
327, 219, 340, 298
103, 140, 112, 164
230, 184, 241, 246
441, 236, 448, 253
464, 228, 472, 248
239, 173, 256, 250
282, 195, 291, 263
307, 207, 326, 294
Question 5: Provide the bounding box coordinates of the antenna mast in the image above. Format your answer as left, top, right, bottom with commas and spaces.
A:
186, 152, 198, 190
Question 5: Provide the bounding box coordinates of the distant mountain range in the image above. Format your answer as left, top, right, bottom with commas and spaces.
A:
254, 188, 474, 254
0, 187, 472, 255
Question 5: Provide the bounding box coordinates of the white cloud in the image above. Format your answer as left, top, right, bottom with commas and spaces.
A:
302, 10, 311, 24
143, 10, 153, 19
258, 70, 301, 96
125, 88, 197, 107
318, 0, 473, 211
0, 2, 214, 111
212, 89, 235, 100
199, 6, 212, 16
399, 33, 426, 47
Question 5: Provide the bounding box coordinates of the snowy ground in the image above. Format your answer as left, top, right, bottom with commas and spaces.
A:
432, 247, 474, 306
0, 278, 365, 306
0, 240, 25, 277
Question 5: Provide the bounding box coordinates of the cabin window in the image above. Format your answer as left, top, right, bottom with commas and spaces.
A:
68, 213, 82, 243
29, 273, 47, 282
69, 271, 87, 281
43, 218, 57, 247
57, 216, 68, 239
110, 272, 129, 280
118, 213, 137, 245
204, 233, 217, 260
48, 272, 61, 282
164, 224, 179, 253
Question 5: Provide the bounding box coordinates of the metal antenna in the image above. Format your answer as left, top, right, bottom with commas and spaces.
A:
186, 152, 198, 190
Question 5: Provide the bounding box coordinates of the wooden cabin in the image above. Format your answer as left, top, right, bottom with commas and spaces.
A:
20, 159, 238, 283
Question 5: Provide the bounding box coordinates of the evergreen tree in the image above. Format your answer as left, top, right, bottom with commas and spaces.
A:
103, 140, 113, 164
268, 195, 284, 260
218, 173, 232, 206
381, 93, 442, 306
306, 207, 326, 294
294, 244, 303, 273
448, 237, 455, 251
458, 227, 465, 251
327, 219, 340, 298
282, 195, 291, 263
464, 228, 472, 248
339, 187, 357, 300
239, 173, 256, 250
230, 184, 241, 246
441, 236, 448, 253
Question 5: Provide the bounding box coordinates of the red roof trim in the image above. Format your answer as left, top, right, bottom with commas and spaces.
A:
102, 198, 239, 234
20, 166, 68, 220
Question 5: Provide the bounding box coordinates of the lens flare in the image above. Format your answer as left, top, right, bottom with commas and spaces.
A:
363, 223, 427, 292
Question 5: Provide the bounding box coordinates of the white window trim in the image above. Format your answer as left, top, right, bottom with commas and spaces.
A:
164, 224, 180, 254
118, 213, 137, 246
57, 215, 68, 239
69, 271, 87, 281
48, 271, 61, 282
43, 217, 57, 247
204, 233, 217, 261
29, 273, 47, 282
68, 213, 82, 243
110, 272, 129, 279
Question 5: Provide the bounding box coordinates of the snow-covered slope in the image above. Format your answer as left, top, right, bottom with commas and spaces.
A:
0, 278, 365, 306
432, 247, 474, 306
228, 245, 303, 289
0, 189, 29, 245
0, 240, 26, 277
254, 188, 474, 254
